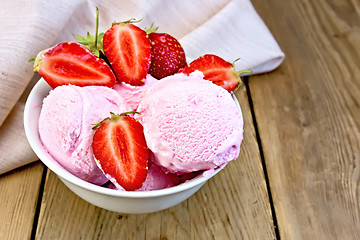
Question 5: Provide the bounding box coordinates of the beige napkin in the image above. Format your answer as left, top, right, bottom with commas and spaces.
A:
0, 0, 284, 174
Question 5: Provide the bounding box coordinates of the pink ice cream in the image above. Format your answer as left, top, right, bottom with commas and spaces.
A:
137, 71, 243, 174
113, 74, 158, 110
137, 156, 179, 191
38, 85, 130, 185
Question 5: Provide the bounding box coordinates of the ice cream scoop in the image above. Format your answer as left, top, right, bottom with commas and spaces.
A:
137, 71, 243, 174
138, 155, 179, 191
38, 85, 130, 185
113, 74, 158, 110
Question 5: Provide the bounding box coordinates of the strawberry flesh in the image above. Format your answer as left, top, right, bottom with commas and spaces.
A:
92, 113, 149, 191
103, 23, 151, 86
35, 42, 116, 88
148, 32, 187, 79
179, 54, 240, 92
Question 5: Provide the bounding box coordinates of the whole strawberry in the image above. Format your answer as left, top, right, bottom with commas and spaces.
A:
147, 26, 187, 79
92, 112, 150, 191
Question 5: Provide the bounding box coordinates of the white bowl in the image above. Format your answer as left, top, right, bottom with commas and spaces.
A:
24, 78, 239, 214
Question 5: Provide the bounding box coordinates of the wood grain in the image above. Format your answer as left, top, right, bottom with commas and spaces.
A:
0, 162, 44, 240
34, 87, 276, 239
250, 0, 360, 239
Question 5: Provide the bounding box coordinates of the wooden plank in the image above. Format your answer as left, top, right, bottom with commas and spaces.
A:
0, 162, 44, 240
34, 87, 276, 239
250, 0, 360, 239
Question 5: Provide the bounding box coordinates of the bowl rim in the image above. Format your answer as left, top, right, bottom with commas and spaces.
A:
24, 78, 237, 198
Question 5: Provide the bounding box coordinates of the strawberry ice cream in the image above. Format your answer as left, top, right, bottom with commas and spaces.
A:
138, 156, 179, 191
136, 71, 243, 174
113, 74, 158, 110
38, 85, 130, 185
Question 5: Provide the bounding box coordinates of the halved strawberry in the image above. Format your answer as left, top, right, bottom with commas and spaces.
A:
92, 112, 149, 191
147, 27, 187, 79
179, 54, 251, 92
33, 42, 116, 88
103, 21, 151, 86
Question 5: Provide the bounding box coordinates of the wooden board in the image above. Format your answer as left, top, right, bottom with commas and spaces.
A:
0, 162, 44, 240
34, 86, 276, 239
250, 0, 360, 239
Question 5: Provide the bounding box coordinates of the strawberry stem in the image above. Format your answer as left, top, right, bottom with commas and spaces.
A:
144, 22, 159, 35
231, 58, 252, 75
33, 49, 48, 72
126, 18, 143, 24
232, 58, 241, 65
75, 7, 104, 57
94, 7, 99, 50
119, 111, 140, 116
92, 111, 141, 129
236, 70, 252, 75
112, 18, 143, 26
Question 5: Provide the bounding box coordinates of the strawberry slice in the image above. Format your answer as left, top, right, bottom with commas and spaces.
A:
147, 28, 187, 79
103, 21, 151, 86
179, 54, 251, 92
33, 42, 116, 89
92, 112, 149, 191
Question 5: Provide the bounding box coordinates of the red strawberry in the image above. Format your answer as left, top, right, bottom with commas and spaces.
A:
147, 30, 187, 79
179, 54, 251, 92
92, 112, 149, 191
33, 42, 116, 89
103, 21, 151, 86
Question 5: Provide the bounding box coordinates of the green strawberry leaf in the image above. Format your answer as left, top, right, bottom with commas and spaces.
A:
76, 32, 104, 57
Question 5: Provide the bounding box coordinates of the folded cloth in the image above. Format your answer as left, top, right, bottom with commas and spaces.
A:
0, 0, 284, 175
